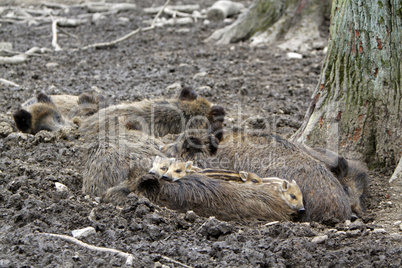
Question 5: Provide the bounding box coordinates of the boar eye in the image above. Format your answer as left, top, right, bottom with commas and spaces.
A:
160, 166, 168, 171
175, 169, 182, 173
54, 114, 62, 123
290, 194, 297, 200
252, 179, 258, 183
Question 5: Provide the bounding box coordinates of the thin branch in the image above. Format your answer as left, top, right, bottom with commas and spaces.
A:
79, 0, 170, 50
51, 19, 62, 51
161, 255, 194, 268
38, 232, 193, 267
38, 232, 135, 265
58, 27, 79, 39
0, 78, 20, 87
152, 0, 171, 26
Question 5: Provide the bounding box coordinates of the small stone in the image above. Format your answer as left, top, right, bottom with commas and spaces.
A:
176, 28, 191, 34
92, 13, 106, 23
312, 235, 328, 244
346, 230, 361, 237
118, 17, 130, 23
399, 223, 402, 231
393, 220, 401, 225
72, 252, 80, 261
335, 231, 347, 236
166, 82, 182, 91
286, 52, 303, 59
46, 62, 59, 69
301, 222, 311, 227
265, 221, 279, 227
185, 210, 198, 222
154, 262, 169, 268
55, 182, 68, 192
372, 228, 387, 234
344, 220, 352, 226
203, 19, 210, 25
193, 71, 207, 80
71, 227, 96, 238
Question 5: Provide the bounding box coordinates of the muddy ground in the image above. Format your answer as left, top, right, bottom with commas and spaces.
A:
1, 0, 401, 267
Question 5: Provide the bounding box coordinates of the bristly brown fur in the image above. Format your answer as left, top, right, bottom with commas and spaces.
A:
196, 131, 353, 223
296, 144, 370, 217
13, 92, 106, 134
78, 87, 225, 140
130, 173, 298, 222
82, 88, 225, 202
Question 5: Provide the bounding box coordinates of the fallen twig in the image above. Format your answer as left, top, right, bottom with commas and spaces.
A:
51, 18, 62, 51
38, 232, 193, 267
0, 54, 27, 64
0, 78, 20, 87
57, 26, 79, 39
38, 232, 135, 266
80, 0, 170, 50
143, 4, 200, 14
164, 7, 206, 19
161, 255, 194, 268
86, 2, 136, 13
42, 1, 69, 9
151, 0, 171, 26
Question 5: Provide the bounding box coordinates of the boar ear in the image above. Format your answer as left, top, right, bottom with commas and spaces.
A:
78, 93, 93, 104
185, 161, 193, 171
168, 157, 176, 163
13, 109, 32, 133
207, 135, 219, 155
209, 105, 226, 123
281, 180, 290, 191
179, 86, 197, 101
210, 122, 224, 142
154, 156, 161, 162
292, 179, 297, 185
239, 171, 248, 182
36, 92, 53, 104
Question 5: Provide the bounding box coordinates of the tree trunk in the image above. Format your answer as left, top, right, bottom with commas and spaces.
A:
205, 0, 331, 52
292, 0, 401, 168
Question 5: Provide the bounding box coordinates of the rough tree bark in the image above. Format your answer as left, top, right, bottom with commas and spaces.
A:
292, 0, 401, 168
205, 0, 332, 52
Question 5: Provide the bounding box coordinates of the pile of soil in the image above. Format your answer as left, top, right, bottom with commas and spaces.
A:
1, 1, 401, 267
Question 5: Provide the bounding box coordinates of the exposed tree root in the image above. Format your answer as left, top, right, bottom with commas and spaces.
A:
389, 157, 401, 183
205, 0, 330, 52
